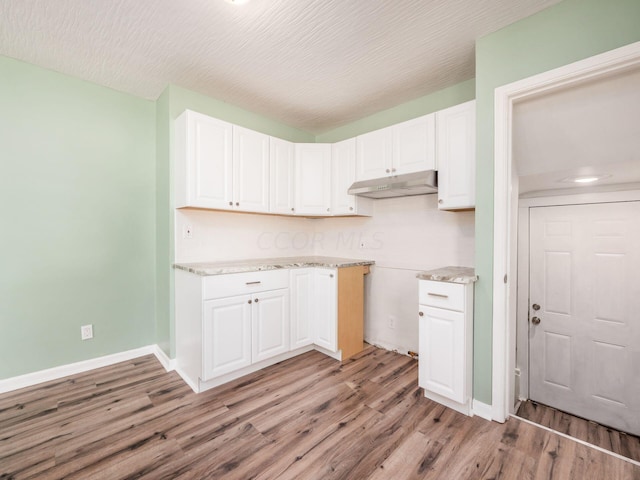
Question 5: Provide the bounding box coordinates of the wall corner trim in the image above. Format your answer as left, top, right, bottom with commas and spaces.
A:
472, 399, 494, 421
0, 345, 174, 394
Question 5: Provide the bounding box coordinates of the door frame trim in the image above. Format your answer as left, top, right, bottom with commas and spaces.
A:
492, 40, 640, 422
516, 192, 640, 402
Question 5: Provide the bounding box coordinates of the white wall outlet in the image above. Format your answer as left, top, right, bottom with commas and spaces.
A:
183, 224, 193, 239
388, 316, 396, 329
81, 324, 93, 340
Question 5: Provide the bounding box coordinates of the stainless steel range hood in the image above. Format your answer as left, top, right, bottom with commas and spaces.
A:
348, 170, 438, 199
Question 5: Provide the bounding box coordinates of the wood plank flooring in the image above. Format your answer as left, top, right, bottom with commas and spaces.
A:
517, 399, 640, 463
2, 346, 639, 479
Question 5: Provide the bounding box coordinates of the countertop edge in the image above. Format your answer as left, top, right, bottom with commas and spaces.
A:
173, 258, 375, 276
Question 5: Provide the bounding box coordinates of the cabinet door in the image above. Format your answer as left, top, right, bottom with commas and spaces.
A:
419, 306, 466, 403
294, 144, 331, 215
313, 269, 338, 352
393, 114, 436, 175
202, 295, 252, 381
331, 138, 357, 215
177, 110, 233, 210
355, 128, 393, 181
436, 100, 476, 210
290, 268, 314, 349
233, 126, 270, 213
252, 288, 290, 363
270, 137, 295, 215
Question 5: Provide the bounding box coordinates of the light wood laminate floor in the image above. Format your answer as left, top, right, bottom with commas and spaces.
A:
517, 399, 640, 463
1, 346, 639, 479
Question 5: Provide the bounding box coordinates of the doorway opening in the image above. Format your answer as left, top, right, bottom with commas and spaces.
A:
491, 40, 640, 461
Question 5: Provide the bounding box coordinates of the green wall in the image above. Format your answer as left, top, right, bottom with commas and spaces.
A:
473, 0, 640, 403
316, 79, 475, 143
155, 85, 315, 358
0, 56, 157, 378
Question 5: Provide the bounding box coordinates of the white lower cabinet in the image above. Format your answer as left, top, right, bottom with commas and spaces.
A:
290, 268, 338, 353
203, 295, 252, 381
313, 268, 338, 352
290, 268, 315, 349
176, 267, 344, 393
252, 288, 290, 363
418, 279, 473, 415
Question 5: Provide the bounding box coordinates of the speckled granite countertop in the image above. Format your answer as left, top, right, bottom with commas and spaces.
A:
174, 256, 375, 276
416, 266, 477, 284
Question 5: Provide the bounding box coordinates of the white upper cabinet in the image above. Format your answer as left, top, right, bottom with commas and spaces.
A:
436, 100, 476, 210
232, 126, 270, 213
175, 110, 233, 209
393, 114, 436, 175
270, 137, 295, 215
356, 128, 393, 181
294, 143, 331, 216
332, 138, 373, 216
175, 110, 270, 213
355, 113, 436, 181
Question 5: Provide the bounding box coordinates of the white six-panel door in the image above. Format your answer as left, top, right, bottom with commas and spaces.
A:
529, 202, 640, 435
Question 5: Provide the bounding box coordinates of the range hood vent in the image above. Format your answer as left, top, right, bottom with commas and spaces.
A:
348, 170, 438, 199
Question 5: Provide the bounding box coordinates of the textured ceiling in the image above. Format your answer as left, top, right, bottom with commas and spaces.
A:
1, 0, 561, 133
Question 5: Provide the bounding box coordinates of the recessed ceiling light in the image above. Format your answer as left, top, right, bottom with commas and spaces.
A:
225, 0, 250, 4
559, 174, 611, 184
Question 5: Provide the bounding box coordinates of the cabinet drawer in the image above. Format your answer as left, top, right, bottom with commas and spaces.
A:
419, 280, 465, 312
203, 270, 289, 300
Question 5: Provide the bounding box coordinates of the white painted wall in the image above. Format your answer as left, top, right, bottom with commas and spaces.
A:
175, 209, 317, 263
316, 194, 475, 354
175, 195, 475, 355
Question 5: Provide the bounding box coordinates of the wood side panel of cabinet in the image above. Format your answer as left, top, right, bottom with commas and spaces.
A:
337, 265, 369, 360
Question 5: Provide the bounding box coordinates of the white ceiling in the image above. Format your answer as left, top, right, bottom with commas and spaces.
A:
0, 0, 560, 134
514, 67, 640, 195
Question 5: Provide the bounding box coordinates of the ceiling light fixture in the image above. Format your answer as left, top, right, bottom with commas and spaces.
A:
559, 174, 611, 184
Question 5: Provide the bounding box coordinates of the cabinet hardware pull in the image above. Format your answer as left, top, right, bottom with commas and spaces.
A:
386, 168, 390, 173
235, 202, 239, 206
254, 298, 259, 303
291, 208, 295, 212
327, 208, 330, 212
392, 168, 396, 172
248, 299, 252, 304
228, 201, 233, 206
438, 199, 443, 204
246, 281, 262, 285
428, 292, 449, 298
419, 312, 424, 317
349, 207, 353, 211
329, 274, 334, 278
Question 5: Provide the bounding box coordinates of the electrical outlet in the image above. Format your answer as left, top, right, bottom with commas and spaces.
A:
183, 225, 193, 239
388, 316, 396, 329
81, 324, 93, 340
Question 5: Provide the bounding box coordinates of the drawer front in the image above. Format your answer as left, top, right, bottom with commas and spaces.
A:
204, 270, 289, 300
419, 280, 465, 312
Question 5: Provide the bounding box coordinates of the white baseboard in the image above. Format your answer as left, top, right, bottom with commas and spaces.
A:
0, 344, 175, 394
472, 399, 493, 421
153, 345, 176, 372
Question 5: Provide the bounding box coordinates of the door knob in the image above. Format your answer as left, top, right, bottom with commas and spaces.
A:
532, 304, 540, 311
531, 316, 541, 325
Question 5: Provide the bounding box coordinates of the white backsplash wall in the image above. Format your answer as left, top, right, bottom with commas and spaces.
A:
316, 194, 475, 354
175, 208, 318, 263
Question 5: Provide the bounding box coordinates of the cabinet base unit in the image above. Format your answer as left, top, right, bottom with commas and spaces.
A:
174, 258, 373, 393
417, 269, 477, 416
